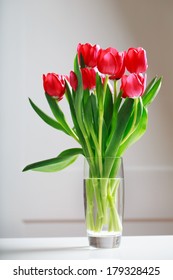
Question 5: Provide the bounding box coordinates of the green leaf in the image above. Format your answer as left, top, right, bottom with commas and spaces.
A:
45, 93, 65, 121
28, 98, 68, 134
73, 55, 86, 137
45, 94, 72, 133
106, 90, 123, 147
73, 56, 95, 159
90, 93, 98, 135
74, 55, 83, 108
122, 97, 143, 142
117, 107, 148, 156
102, 119, 108, 155
96, 73, 103, 107
105, 98, 134, 157
83, 95, 98, 151
104, 98, 134, 177
65, 81, 77, 125
23, 148, 84, 172
83, 95, 93, 134
142, 77, 162, 107
83, 89, 90, 107
114, 90, 123, 111
143, 76, 158, 95
80, 93, 100, 153
65, 81, 88, 151
104, 85, 113, 131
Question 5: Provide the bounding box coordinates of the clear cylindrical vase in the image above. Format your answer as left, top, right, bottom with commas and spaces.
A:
84, 157, 124, 249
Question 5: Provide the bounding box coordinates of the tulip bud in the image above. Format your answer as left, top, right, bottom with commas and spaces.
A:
43, 73, 66, 101
125, 47, 148, 73
120, 73, 146, 98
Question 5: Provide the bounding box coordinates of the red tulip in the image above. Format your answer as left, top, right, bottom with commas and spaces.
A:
43, 73, 66, 101
81, 68, 96, 90
69, 71, 78, 91
125, 47, 148, 73
120, 73, 146, 98
77, 43, 100, 68
97, 48, 125, 79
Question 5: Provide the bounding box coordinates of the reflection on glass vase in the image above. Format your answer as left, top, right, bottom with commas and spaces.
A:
84, 157, 124, 249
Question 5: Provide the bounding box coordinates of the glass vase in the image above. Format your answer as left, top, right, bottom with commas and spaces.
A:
84, 157, 124, 249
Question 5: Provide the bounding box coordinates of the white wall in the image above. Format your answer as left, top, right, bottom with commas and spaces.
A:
0, 0, 173, 237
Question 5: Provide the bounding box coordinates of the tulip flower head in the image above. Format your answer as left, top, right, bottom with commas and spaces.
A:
43, 73, 66, 101
97, 48, 125, 79
121, 73, 146, 98
125, 47, 148, 74
77, 43, 100, 68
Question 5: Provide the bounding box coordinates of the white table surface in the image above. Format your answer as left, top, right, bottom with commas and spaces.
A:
0, 236, 173, 260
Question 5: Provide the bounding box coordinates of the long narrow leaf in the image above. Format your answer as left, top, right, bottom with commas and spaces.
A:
122, 97, 143, 142
23, 148, 84, 172
65, 81, 90, 157
143, 76, 158, 96
96, 73, 103, 109
110, 103, 145, 178
83, 95, 99, 151
90, 93, 98, 136
74, 55, 83, 113
73, 56, 94, 159
106, 90, 123, 148
83, 95, 93, 135
45, 93, 74, 136
117, 107, 148, 156
104, 98, 134, 177
74, 56, 87, 136
104, 85, 113, 131
105, 98, 134, 157
142, 77, 162, 107
29, 98, 69, 134
45, 93, 66, 122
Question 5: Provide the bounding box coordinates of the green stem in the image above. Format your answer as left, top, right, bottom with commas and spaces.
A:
85, 179, 95, 231
108, 179, 122, 232
110, 157, 121, 178
100, 179, 109, 224
93, 178, 103, 219
85, 177, 123, 234
114, 80, 117, 101
85, 178, 104, 232
98, 75, 109, 176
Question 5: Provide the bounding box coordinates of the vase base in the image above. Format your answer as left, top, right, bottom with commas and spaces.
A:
88, 235, 121, 249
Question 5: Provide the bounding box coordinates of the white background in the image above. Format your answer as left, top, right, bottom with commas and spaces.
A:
0, 0, 173, 237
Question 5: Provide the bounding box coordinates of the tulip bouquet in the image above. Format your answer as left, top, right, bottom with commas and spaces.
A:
23, 43, 162, 236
